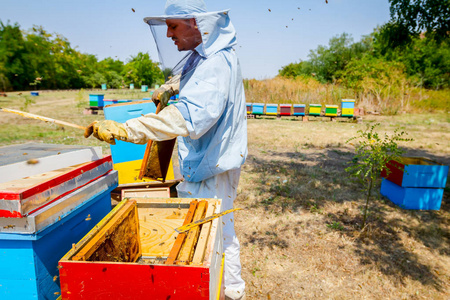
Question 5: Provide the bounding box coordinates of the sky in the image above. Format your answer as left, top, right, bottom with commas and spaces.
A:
0, 0, 391, 79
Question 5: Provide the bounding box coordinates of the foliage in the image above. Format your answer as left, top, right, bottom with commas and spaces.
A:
122, 52, 164, 87
389, 0, 450, 42
0, 21, 163, 91
338, 56, 410, 113
345, 123, 412, 228
279, 33, 372, 83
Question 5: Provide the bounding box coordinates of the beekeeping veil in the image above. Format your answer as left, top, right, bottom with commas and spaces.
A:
144, 0, 236, 79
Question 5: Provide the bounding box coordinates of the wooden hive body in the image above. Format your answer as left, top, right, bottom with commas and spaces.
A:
59, 197, 224, 300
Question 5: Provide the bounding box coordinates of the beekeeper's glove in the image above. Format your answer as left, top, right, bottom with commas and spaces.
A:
152, 74, 181, 109
84, 120, 128, 145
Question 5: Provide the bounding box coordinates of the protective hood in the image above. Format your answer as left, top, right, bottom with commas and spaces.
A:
144, 0, 237, 74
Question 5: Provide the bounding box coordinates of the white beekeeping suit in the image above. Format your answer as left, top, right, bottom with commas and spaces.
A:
124, 1, 248, 299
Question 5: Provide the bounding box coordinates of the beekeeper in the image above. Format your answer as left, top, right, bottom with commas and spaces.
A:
85, 0, 247, 299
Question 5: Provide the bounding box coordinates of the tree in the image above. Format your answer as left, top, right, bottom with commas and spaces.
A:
122, 52, 164, 87
389, 0, 450, 42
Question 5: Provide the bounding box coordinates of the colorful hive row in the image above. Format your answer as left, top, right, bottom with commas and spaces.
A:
246, 100, 356, 117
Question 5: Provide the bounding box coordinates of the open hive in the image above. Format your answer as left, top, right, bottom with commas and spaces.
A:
59, 197, 224, 300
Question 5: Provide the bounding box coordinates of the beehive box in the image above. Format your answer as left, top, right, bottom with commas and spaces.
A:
280, 104, 292, 116
59, 197, 224, 300
341, 99, 355, 117
89, 94, 104, 107
380, 179, 444, 210
380, 157, 448, 210
246, 103, 252, 115
265, 104, 278, 116
325, 105, 338, 117
0, 171, 118, 300
381, 157, 449, 188
104, 101, 175, 185
0, 143, 103, 185
0, 156, 112, 218
293, 104, 306, 116
309, 104, 322, 116
103, 99, 118, 106
141, 85, 148, 92
251, 103, 264, 115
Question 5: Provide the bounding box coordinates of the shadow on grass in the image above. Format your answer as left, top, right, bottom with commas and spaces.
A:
241, 145, 449, 290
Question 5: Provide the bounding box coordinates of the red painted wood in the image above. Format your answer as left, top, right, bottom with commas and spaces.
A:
381, 160, 404, 186
0, 156, 112, 200
59, 261, 212, 299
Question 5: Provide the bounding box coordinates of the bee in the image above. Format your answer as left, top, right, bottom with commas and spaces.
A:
85, 214, 91, 221
26, 159, 39, 165
131, 8, 135, 12
268, 9, 271, 12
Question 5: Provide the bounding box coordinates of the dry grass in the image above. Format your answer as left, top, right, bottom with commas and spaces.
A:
236, 114, 450, 299
244, 77, 450, 114
0, 90, 449, 299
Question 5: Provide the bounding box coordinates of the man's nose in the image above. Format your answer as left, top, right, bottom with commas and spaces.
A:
167, 29, 173, 38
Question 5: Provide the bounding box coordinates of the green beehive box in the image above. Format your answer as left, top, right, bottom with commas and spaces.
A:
325, 105, 338, 117
309, 104, 321, 116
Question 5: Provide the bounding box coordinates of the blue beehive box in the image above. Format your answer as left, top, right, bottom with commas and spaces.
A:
0, 171, 118, 299
141, 85, 148, 92
266, 104, 278, 116
89, 94, 104, 107
252, 103, 264, 115
101, 83, 107, 90
380, 157, 448, 210
380, 179, 444, 210
103, 101, 178, 185
30, 91, 39, 96
293, 104, 306, 116
103, 99, 118, 106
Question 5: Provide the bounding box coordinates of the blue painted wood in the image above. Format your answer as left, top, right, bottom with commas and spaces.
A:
341, 100, 355, 109
104, 102, 156, 164
402, 164, 449, 188
89, 94, 104, 107
0, 181, 117, 300
380, 178, 443, 210
266, 104, 278, 115
252, 103, 264, 115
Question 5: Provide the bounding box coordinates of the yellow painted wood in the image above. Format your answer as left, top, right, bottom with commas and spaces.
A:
113, 159, 175, 185
216, 253, 225, 300
309, 107, 321, 114
342, 108, 354, 116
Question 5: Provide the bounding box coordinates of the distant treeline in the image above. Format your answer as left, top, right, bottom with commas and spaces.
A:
0, 21, 164, 91
279, 0, 450, 91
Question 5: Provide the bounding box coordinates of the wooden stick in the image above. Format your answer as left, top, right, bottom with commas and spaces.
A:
165, 200, 198, 265
1, 107, 86, 130
176, 200, 208, 265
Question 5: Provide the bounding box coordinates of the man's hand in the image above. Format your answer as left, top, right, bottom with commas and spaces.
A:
152, 74, 181, 109
84, 120, 128, 145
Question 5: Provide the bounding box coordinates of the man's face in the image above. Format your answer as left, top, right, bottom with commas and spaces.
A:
166, 18, 202, 51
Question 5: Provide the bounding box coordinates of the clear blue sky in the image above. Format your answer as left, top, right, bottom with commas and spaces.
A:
0, 0, 391, 79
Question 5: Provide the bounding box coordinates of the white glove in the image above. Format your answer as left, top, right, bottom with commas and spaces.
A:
124, 104, 189, 144
152, 74, 181, 109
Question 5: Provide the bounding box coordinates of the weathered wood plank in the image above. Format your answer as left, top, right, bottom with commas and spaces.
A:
191, 202, 215, 265
176, 200, 207, 265
165, 200, 198, 265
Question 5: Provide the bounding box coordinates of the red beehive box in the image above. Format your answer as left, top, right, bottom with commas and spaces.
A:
280, 104, 292, 116
0, 156, 113, 218
59, 197, 224, 300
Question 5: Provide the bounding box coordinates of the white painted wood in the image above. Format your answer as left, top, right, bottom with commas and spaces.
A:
0, 144, 102, 184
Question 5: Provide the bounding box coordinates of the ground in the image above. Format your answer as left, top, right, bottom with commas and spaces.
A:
1, 90, 449, 299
